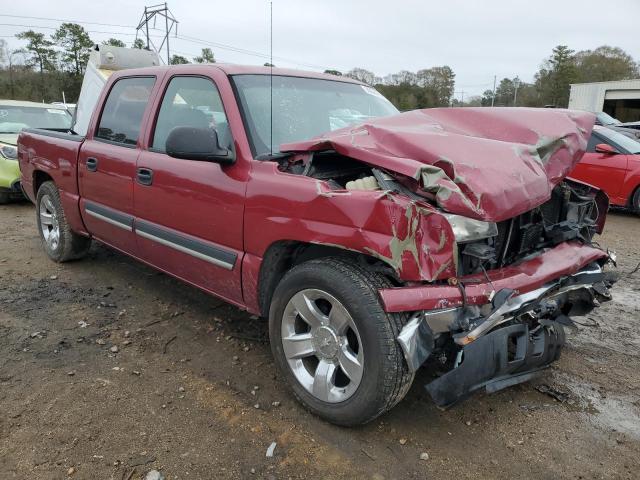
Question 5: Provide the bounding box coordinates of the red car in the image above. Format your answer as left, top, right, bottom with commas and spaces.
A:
570, 125, 640, 211
17, 64, 617, 425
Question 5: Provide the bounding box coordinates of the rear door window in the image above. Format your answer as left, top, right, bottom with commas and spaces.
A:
96, 77, 155, 146
151, 76, 231, 154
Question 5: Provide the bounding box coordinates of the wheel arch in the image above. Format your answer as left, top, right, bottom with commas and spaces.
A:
33, 170, 54, 198
256, 240, 399, 318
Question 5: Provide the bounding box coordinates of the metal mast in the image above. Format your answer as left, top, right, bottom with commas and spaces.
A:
136, 3, 178, 64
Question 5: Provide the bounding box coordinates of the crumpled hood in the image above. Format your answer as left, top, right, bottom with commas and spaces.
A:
281, 108, 595, 222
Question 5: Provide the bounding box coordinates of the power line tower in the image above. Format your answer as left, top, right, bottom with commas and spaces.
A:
136, 3, 178, 65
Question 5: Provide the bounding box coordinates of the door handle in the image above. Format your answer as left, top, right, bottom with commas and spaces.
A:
137, 167, 153, 186
86, 157, 98, 172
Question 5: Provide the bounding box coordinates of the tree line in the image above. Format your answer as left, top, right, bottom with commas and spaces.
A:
334, 45, 639, 110
0, 23, 216, 103
0, 21, 638, 111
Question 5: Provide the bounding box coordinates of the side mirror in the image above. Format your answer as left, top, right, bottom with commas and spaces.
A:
166, 126, 235, 164
595, 143, 618, 155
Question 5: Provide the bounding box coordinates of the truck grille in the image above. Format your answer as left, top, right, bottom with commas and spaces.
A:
460, 181, 599, 275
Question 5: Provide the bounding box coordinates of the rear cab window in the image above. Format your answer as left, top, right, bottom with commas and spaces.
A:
95, 77, 155, 147
151, 76, 231, 154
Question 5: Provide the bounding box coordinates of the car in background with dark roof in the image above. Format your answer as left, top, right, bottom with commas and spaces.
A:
593, 111, 640, 140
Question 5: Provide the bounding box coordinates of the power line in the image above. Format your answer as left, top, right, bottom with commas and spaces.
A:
0, 22, 149, 37
177, 34, 330, 70
0, 14, 135, 29
1, 17, 333, 70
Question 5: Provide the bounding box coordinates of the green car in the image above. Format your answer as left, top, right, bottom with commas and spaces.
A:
0, 100, 72, 203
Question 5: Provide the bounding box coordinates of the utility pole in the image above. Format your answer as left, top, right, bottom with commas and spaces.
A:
136, 3, 178, 64
513, 77, 520, 107
491, 75, 496, 107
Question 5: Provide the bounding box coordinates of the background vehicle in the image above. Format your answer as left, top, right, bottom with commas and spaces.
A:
570, 125, 640, 211
593, 111, 640, 140
17, 63, 616, 425
0, 100, 71, 203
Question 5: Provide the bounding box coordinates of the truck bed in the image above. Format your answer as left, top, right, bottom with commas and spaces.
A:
18, 128, 88, 235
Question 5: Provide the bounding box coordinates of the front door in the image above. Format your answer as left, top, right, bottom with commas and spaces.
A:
79, 76, 156, 253
134, 75, 245, 305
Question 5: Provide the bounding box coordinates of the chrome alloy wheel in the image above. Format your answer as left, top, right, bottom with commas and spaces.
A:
281, 288, 364, 403
39, 194, 60, 251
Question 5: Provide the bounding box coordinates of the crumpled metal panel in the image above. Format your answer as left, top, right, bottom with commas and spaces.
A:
243, 162, 458, 283
281, 108, 595, 222
396, 313, 435, 372
379, 241, 608, 312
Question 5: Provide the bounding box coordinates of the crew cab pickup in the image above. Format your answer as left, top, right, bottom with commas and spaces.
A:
18, 63, 617, 426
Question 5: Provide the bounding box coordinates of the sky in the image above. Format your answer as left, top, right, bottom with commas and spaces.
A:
2, 0, 639, 100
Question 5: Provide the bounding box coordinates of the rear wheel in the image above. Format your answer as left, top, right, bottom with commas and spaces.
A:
36, 181, 91, 262
0, 191, 9, 204
631, 187, 640, 213
269, 257, 414, 426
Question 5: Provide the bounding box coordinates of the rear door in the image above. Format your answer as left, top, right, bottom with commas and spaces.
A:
571, 130, 628, 200
133, 73, 246, 305
78, 76, 156, 254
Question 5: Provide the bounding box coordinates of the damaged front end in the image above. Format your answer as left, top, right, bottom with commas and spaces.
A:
390, 178, 617, 407
274, 107, 617, 407
397, 260, 617, 407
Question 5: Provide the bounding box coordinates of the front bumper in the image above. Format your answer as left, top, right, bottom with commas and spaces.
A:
0, 157, 21, 190
392, 244, 617, 407
379, 242, 608, 313
426, 323, 564, 408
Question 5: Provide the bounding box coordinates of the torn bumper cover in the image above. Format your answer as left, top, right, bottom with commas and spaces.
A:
426, 323, 564, 408
393, 248, 617, 407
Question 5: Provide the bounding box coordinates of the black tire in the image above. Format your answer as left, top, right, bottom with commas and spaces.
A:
631, 187, 640, 213
269, 257, 414, 426
0, 192, 9, 204
36, 181, 91, 262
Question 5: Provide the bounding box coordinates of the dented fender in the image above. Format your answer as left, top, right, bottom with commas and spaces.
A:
244, 161, 458, 283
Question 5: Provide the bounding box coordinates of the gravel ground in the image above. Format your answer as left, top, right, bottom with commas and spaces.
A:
0, 201, 639, 480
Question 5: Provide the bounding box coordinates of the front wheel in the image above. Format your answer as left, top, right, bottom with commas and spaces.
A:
269, 257, 414, 426
36, 181, 91, 262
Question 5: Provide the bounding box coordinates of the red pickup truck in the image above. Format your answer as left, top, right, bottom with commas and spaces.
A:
18, 64, 617, 426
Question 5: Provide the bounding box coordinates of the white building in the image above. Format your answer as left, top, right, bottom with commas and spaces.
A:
569, 79, 640, 122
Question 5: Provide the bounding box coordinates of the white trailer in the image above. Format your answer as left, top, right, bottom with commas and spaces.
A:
72, 45, 160, 136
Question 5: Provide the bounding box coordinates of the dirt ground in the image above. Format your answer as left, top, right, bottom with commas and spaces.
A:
0, 201, 639, 480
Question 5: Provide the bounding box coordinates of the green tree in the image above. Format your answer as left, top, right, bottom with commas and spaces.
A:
103, 38, 126, 48
170, 54, 189, 65
574, 46, 639, 83
15, 30, 57, 73
324, 69, 342, 76
193, 47, 215, 63
132, 38, 146, 49
535, 45, 577, 107
52, 23, 93, 75
416, 66, 455, 106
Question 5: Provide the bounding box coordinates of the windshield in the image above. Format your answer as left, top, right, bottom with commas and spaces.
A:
0, 105, 72, 134
595, 111, 621, 126
598, 127, 640, 154
232, 75, 399, 157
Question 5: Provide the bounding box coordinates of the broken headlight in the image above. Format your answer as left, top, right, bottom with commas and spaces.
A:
443, 213, 498, 243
